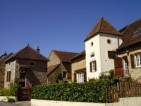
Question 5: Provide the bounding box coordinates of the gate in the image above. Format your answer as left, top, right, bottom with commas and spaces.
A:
17, 88, 32, 101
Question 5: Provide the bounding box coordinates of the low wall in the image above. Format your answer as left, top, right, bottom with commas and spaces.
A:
31, 97, 141, 106
31, 99, 105, 106
0, 96, 16, 102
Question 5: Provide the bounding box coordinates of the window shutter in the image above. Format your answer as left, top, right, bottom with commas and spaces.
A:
9, 71, 11, 81
84, 72, 87, 82
130, 54, 135, 68
74, 73, 76, 82
7, 72, 9, 82
94, 61, 97, 71
90, 62, 92, 72
114, 58, 123, 68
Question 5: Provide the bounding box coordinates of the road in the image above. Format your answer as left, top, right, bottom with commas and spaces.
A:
0, 101, 31, 106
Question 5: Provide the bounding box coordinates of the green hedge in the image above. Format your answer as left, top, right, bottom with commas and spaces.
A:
32, 79, 111, 103
0, 83, 20, 96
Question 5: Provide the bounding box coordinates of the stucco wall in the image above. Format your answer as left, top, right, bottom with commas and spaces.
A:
85, 33, 122, 80
99, 34, 120, 73
31, 97, 141, 106
85, 34, 101, 80
4, 60, 16, 88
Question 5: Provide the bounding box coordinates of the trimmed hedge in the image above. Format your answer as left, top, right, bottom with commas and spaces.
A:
32, 79, 111, 103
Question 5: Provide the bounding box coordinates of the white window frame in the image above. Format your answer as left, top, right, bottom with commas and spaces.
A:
77, 73, 84, 83
123, 57, 128, 71
90, 60, 97, 72
136, 54, 141, 67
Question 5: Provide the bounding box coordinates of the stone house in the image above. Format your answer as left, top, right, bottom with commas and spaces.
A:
118, 19, 141, 81
71, 51, 86, 83
4, 45, 47, 88
84, 17, 122, 81
47, 50, 78, 84
0, 52, 13, 88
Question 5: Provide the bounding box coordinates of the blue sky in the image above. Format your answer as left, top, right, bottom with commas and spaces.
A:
0, 0, 141, 57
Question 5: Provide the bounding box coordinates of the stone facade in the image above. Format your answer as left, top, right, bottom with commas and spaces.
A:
118, 45, 141, 80
71, 52, 86, 82
4, 46, 47, 88
48, 51, 60, 67
0, 53, 12, 88
47, 50, 77, 84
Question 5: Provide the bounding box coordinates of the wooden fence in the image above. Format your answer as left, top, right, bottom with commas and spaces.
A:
106, 82, 141, 103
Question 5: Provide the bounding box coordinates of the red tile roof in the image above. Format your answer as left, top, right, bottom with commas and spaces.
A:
118, 19, 141, 50
52, 50, 79, 62
84, 17, 121, 41
5, 45, 47, 62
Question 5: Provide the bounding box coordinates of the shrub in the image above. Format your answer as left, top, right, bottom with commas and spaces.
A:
9, 83, 21, 96
0, 88, 11, 96
7, 97, 16, 102
32, 80, 111, 103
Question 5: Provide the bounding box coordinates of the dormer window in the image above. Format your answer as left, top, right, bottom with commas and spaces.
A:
134, 28, 141, 36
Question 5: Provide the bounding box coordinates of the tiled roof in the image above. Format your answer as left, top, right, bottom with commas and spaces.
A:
47, 64, 60, 76
5, 45, 47, 62
84, 17, 121, 41
118, 19, 141, 50
52, 50, 79, 62
71, 50, 85, 60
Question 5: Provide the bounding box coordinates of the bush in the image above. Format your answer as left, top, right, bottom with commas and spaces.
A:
9, 83, 21, 96
0, 88, 11, 96
32, 79, 111, 103
0, 83, 20, 96
7, 97, 15, 102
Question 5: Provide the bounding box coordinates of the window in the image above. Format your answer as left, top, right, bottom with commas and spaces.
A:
30, 62, 35, 66
77, 73, 84, 83
134, 28, 141, 36
123, 57, 128, 71
108, 51, 116, 59
90, 52, 95, 57
62, 71, 66, 78
7, 71, 11, 82
107, 39, 111, 44
91, 42, 93, 47
90, 61, 97, 72
136, 54, 141, 67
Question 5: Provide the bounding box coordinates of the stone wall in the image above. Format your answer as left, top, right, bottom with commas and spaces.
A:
48, 52, 60, 67
47, 64, 65, 84
71, 55, 86, 82
17, 59, 47, 87
0, 63, 5, 88
118, 45, 141, 80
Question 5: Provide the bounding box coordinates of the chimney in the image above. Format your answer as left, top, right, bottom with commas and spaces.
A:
36, 46, 40, 53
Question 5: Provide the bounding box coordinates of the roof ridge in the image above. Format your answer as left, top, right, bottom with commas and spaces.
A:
52, 50, 79, 54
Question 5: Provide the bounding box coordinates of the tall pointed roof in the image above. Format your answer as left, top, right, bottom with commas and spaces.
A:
84, 17, 121, 41
5, 45, 47, 62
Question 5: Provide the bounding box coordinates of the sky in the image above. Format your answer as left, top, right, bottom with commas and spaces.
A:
0, 0, 141, 57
